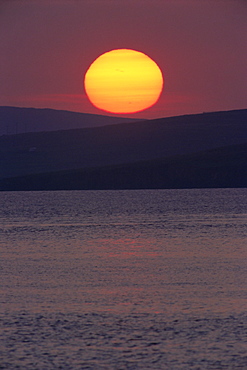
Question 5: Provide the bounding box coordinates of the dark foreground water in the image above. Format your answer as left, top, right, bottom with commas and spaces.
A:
0, 189, 246, 369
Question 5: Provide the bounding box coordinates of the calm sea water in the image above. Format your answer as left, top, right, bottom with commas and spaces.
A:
0, 189, 246, 369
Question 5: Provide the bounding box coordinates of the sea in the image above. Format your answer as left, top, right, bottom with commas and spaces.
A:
0, 189, 246, 369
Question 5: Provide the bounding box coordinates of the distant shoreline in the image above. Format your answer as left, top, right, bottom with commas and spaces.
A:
1, 143, 246, 191
1, 108, 246, 191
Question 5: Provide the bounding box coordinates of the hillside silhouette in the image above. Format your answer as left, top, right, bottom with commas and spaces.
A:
1, 143, 246, 191
0, 106, 141, 135
0, 108, 246, 190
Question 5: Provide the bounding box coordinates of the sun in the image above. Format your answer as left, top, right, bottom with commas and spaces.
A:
84, 49, 164, 114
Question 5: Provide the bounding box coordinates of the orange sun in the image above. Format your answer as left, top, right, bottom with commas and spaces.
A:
84, 49, 164, 114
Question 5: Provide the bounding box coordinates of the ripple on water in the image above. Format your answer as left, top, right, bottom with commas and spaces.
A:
1, 311, 247, 369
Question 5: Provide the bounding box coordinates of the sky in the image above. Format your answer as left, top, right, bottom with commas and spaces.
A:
0, 0, 247, 119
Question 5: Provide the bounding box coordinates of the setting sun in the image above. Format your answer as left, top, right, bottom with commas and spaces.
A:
84, 49, 164, 114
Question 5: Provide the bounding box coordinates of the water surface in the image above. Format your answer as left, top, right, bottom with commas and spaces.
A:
1, 189, 246, 368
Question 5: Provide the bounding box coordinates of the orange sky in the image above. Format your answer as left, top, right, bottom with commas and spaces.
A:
0, 0, 246, 119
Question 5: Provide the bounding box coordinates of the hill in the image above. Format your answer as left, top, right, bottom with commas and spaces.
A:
1, 143, 246, 190
0, 106, 141, 135
0, 108, 246, 189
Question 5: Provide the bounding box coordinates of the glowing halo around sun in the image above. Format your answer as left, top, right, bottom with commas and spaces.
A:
84, 49, 164, 114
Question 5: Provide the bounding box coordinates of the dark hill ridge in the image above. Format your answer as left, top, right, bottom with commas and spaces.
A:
0, 108, 246, 181
1, 143, 246, 190
0, 106, 141, 135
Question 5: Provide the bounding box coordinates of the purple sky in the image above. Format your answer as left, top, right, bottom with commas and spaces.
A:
1, 0, 246, 119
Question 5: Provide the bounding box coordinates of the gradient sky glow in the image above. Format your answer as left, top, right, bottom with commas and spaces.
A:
1, 0, 246, 119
